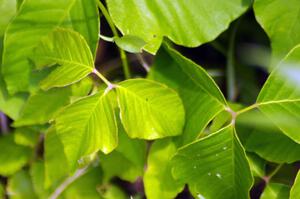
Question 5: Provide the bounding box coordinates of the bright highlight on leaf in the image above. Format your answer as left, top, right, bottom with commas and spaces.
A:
34, 28, 95, 90
106, 0, 251, 53
116, 78, 185, 139
56, 91, 118, 171
257, 45, 300, 143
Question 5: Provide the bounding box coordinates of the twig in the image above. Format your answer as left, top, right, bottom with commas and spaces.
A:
48, 165, 89, 199
137, 54, 150, 72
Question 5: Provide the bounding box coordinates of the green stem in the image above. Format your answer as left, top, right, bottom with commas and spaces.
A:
93, 68, 113, 87
97, 1, 131, 79
268, 164, 283, 180
236, 103, 258, 116
226, 21, 239, 101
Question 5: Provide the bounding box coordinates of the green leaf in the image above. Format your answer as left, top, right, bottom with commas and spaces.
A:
13, 87, 71, 127
63, 0, 100, 56
116, 78, 185, 139
149, 46, 226, 144
257, 45, 300, 143
247, 153, 266, 178
0, 134, 32, 176
291, 171, 300, 199
2, 0, 76, 94
114, 35, 146, 53
30, 161, 50, 199
254, 0, 300, 66
100, 185, 127, 199
14, 128, 40, 148
56, 91, 118, 171
7, 170, 38, 199
44, 126, 69, 188
171, 125, 253, 199
261, 183, 290, 199
0, 0, 26, 120
34, 28, 94, 90
100, 124, 146, 182
144, 139, 184, 199
106, 0, 251, 54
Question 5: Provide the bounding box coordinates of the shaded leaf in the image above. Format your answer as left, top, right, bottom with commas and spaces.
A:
261, 183, 289, 199
144, 139, 184, 199
290, 171, 300, 199
0, 134, 32, 176
13, 87, 71, 127
7, 170, 38, 199
171, 125, 253, 199
149, 46, 225, 144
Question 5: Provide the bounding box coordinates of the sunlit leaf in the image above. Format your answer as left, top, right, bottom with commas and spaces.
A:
56, 91, 118, 171
107, 0, 251, 53
261, 183, 290, 199
116, 78, 185, 139
290, 171, 300, 199
34, 28, 94, 90
114, 35, 146, 53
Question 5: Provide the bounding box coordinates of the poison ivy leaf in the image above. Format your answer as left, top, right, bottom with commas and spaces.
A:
106, 0, 251, 54
0, 0, 26, 120
100, 124, 146, 182
33, 28, 94, 90
144, 139, 184, 199
116, 78, 185, 139
247, 153, 266, 178
2, 0, 76, 94
256, 45, 300, 143
100, 185, 127, 199
261, 183, 290, 199
171, 125, 253, 199
14, 128, 40, 148
246, 128, 300, 164
30, 161, 50, 199
63, 0, 100, 55
70, 77, 94, 102
0, 134, 32, 176
254, 0, 300, 66
44, 126, 69, 188
291, 171, 300, 199
149, 46, 226, 144
13, 87, 71, 127
56, 91, 118, 171
7, 170, 38, 199
114, 35, 146, 53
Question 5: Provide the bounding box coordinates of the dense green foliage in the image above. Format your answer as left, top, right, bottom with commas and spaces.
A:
0, 0, 300, 198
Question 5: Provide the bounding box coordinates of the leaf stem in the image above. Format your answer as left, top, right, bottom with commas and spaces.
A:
97, 0, 131, 79
137, 54, 150, 72
226, 20, 239, 101
49, 165, 89, 199
236, 103, 258, 116
92, 68, 114, 87
263, 164, 283, 183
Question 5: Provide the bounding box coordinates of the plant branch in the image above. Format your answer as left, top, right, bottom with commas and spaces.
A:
97, 0, 131, 79
49, 165, 89, 199
226, 20, 239, 101
236, 103, 258, 116
92, 68, 114, 87
0, 112, 9, 134
137, 54, 150, 72
263, 164, 283, 184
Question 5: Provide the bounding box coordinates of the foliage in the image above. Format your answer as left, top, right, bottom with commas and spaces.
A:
0, 0, 300, 198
